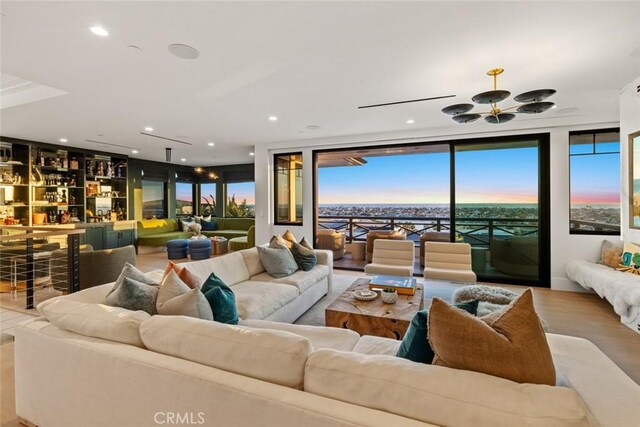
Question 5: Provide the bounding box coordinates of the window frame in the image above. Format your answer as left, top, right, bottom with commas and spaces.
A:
274, 152, 303, 226
141, 179, 168, 219
175, 181, 195, 217
568, 128, 621, 236
225, 181, 256, 218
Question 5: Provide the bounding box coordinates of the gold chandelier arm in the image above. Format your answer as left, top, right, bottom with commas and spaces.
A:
499, 104, 523, 112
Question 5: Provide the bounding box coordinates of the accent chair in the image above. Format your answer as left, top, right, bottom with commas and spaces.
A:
364, 239, 415, 277
423, 242, 477, 282
365, 230, 407, 262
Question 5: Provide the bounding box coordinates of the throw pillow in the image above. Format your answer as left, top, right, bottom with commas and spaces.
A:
108, 263, 158, 297
600, 240, 623, 269
257, 245, 299, 278
201, 273, 238, 324
157, 270, 213, 320
428, 288, 555, 385
299, 237, 314, 250
201, 218, 218, 231
281, 230, 297, 249
194, 215, 212, 224
162, 261, 199, 289
269, 234, 289, 249
396, 300, 479, 364
291, 241, 317, 271
106, 277, 159, 315
617, 241, 640, 275
180, 218, 194, 232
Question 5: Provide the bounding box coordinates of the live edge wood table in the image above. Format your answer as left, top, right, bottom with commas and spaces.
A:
325, 277, 424, 340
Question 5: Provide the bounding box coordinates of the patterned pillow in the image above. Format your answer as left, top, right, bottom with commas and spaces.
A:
617, 241, 640, 275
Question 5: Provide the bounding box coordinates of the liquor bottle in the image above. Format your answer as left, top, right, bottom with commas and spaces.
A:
62, 154, 68, 169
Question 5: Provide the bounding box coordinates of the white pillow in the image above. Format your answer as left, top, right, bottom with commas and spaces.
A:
140, 315, 312, 389
40, 298, 149, 347
157, 270, 213, 320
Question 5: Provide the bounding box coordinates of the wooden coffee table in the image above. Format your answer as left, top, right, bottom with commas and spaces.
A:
325, 277, 424, 340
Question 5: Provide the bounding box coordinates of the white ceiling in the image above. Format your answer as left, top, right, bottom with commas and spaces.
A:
1, 1, 639, 166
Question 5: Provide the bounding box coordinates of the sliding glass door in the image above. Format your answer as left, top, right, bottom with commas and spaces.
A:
454, 138, 548, 285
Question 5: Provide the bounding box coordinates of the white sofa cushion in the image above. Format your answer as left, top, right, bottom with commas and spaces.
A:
232, 281, 299, 320
39, 298, 150, 347
180, 251, 250, 286
305, 349, 596, 427
140, 315, 312, 389
251, 264, 330, 293
352, 335, 401, 356
241, 319, 360, 351
239, 247, 266, 277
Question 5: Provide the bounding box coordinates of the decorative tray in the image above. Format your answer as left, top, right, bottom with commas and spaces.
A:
352, 289, 378, 301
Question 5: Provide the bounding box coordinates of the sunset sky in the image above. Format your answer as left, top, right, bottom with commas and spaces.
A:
182, 182, 256, 205
319, 144, 619, 205
318, 146, 542, 205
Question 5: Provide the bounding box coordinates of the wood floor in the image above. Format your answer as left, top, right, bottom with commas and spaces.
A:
1, 252, 639, 427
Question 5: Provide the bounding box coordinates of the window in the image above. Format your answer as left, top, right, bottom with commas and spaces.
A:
200, 183, 216, 216
176, 182, 194, 216
142, 180, 166, 219
226, 182, 255, 218
569, 129, 620, 235
275, 153, 303, 225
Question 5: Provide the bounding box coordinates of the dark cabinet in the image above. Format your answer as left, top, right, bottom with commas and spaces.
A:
83, 226, 105, 250
105, 228, 135, 249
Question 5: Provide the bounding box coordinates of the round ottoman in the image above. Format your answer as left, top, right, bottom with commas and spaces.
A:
167, 239, 189, 260
189, 239, 212, 261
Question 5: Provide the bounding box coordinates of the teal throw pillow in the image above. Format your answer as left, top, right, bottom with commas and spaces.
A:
201, 273, 238, 324
396, 300, 479, 364
291, 241, 317, 271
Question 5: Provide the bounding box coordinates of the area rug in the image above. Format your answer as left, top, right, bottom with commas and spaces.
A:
294, 274, 356, 326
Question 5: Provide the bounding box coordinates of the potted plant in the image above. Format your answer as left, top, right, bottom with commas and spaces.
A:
381, 287, 398, 304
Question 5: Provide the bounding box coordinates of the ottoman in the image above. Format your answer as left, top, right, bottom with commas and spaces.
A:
189, 239, 212, 261
167, 239, 189, 260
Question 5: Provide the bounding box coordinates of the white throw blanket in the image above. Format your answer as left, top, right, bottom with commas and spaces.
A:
565, 260, 640, 323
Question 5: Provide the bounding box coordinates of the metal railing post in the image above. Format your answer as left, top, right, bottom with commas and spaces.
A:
349, 218, 354, 244
25, 231, 33, 309
67, 233, 80, 294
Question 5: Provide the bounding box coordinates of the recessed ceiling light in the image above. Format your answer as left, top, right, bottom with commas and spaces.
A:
208, 142, 215, 147
406, 119, 415, 124
59, 138, 68, 143
180, 158, 186, 162
268, 116, 278, 122
132, 150, 139, 154
249, 152, 255, 156
168, 44, 199, 60
144, 126, 154, 132
90, 26, 109, 37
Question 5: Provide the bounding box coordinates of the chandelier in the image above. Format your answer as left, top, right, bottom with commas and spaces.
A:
441, 68, 556, 124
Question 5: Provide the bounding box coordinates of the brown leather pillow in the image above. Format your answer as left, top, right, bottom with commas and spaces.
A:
428, 288, 555, 385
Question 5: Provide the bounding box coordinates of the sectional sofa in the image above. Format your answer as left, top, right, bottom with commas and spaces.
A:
15, 298, 640, 426
13, 248, 640, 427
135, 217, 255, 252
